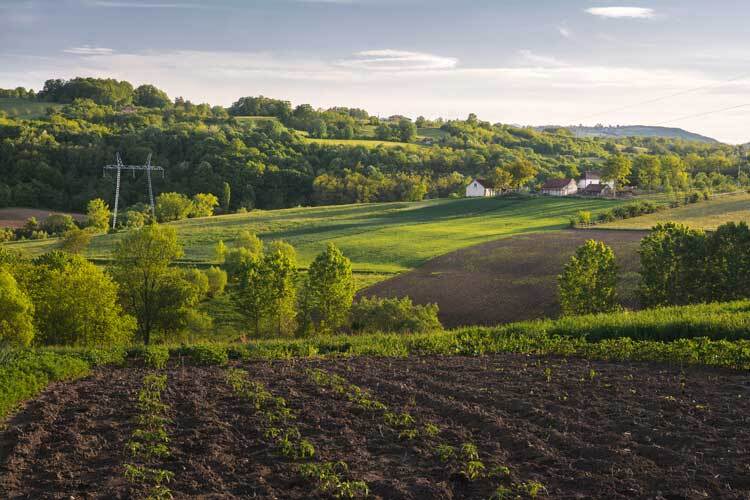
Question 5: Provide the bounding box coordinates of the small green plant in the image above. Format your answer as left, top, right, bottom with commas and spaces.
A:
435, 444, 455, 462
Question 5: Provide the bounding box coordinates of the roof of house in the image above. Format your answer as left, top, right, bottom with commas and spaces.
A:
582, 183, 611, 193
541, 178, 575, 189
472, 178, 501, 189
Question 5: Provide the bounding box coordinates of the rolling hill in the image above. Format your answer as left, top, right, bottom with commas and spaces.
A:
539, 125, 719, 143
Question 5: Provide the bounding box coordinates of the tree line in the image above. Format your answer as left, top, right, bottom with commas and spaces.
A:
558, 220, 750, 316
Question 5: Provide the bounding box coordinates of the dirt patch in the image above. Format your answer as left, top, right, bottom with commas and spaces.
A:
0, 207, 86, 229
360, 229, 647, 328
1, 356, 749, 499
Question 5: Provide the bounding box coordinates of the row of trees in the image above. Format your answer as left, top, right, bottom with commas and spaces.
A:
557, 220, 750, 317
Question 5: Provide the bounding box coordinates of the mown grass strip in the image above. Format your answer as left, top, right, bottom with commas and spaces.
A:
306, 368, 546, 498
226, 368, 369, 498
124, 373, 174, 500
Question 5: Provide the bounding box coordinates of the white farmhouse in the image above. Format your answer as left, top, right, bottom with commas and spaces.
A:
466, 178, 500, 197
541, 178, 578, 196
578, 170, 614, 190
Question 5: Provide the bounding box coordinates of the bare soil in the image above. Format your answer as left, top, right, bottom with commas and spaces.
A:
0, 207, 85, 229
360, 229, 647, 328
1, 355, 749, 499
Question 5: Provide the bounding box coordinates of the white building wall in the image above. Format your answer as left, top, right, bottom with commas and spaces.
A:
466, 180, 488, 197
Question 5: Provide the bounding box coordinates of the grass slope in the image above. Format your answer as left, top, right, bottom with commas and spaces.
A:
0, 98, 62, 119
301, 137, 422, 149
5, 196, 626, 273
603, 192, 750, 230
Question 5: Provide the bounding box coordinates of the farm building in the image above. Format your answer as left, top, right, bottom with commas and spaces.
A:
466, 178, 501, 197
581, 183, 613, 197
577, 171, 614, 190
541, 178, 578, 196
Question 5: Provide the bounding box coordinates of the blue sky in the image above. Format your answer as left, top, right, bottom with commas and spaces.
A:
1, 0, 748, 143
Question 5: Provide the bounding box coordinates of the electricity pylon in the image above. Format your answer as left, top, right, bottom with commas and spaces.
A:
103, 153, 164, 229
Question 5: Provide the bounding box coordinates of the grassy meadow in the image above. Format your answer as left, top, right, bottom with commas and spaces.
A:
4, 195, 628, 273
603, 191, 750, 230
301, 136, 422, 149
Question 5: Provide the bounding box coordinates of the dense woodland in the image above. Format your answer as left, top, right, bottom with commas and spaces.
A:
0, 77, 747, 213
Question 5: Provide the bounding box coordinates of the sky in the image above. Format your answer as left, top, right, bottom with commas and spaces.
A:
0, 0, 748, 143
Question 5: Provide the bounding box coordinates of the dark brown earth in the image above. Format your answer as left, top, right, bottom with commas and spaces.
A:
1, 355, 749, 499
360, 229, 648, 328
0, 207, 86, 229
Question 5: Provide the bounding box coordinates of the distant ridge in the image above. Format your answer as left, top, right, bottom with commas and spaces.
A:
538, 125, 720, 144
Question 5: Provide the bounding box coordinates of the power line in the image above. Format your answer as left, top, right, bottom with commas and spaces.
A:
575, 71, 750, 122
656, 103, 750, 126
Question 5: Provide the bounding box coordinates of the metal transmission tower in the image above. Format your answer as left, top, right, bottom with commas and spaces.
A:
103, 153, 164, 229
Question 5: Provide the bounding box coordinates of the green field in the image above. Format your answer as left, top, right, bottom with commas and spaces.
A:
234, 115, 281, 124
0, 98, 62, 119
301, 136, 421, 149
603, 192, 750, 230
5, 196, 627, 273
417, 127, 450, 140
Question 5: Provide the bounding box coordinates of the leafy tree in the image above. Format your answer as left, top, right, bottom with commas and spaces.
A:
266, 240, 297, 264
398, 118, 417, 142
0, 269, 35, 347
558, 240, 619, 316
60, 228, 92, 254
507, 155, 538, 188
183, 268, 210, 300
639, 223, 708, 307
221, 182, 231, 212
86, 198, 111, 232
110, 224, 190, 344
633, 154, 662, 190
706, 221, 750, 301
350, 296, 441, 334
235, 230, 264, 254
42, 214, 76, 235
236, 255, 266, 336
155, 192, 193, 222
261, 249, 297, 336
214, 240, 227, 264
299, 243, 355, 335
191, 193, 219, 217
601, 154, 632, 195
33, 257, 135, 346
133, 84, 170, 108
205, 266, 228, 297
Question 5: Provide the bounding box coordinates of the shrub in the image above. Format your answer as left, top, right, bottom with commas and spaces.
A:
205, 266, 227, 297
155, 192, 193, 222
350, 296, 442, 334
558, 240, 619, 316
190, 193, 219, 218
176, 345, 228, 366
60, 228, 92, 254
128, 346, 170, 369
0, 269, 35, 347
41, 214, 77, 235
183, 268, 210, 300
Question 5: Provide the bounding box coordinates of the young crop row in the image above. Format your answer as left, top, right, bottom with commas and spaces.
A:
124, 373, 175, 500
225, 368, 369, 498
306, 369, 545, 499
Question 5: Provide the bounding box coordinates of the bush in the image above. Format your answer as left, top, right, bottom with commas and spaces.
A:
558, 240, 619, 316
183, 268, 210, 300
0, 269, 35, 347
60, 228, 92, 254
205, 266, 227, 297
41, 214, 77, 235
155, 192, 193, 222
350, 296, 442, 334
175, 345, 228, 366
128, 345, 170, 369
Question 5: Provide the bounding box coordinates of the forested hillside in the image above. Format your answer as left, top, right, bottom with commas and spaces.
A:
0, 77, 746, 213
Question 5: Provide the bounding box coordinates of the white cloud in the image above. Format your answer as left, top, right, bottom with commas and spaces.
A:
64, 46, 115, 56
585, 7, 655, 19
336, 49, 458, 71
558, 25, 572, 38
518, 50, 567, 68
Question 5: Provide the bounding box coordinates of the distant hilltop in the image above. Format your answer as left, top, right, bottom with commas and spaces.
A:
537, 125, 720, 144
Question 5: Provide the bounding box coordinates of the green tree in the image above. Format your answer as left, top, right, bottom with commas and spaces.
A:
507, 155, 538, 189
86, 198, 111, 232
0, 269, 35, 347
299, 243, 354, 335
398, 118, 417, 142
60, 228, 92, 254
236, 255, 266, 337
633, 154, 662, 190
221, 182, 231, 212
601, 154, 632, 195
110, 224, 189, 344
191, 192, 219, 217
33, 258, 136, 346
42, 214, 76, 235
155, 192, 193, 222
262, 249, 297, 336
557, 240, 619, 316
706, 221, 750, 301
133, 84, 171, 108
205, 266, 228, 297
638, 223, 708, 307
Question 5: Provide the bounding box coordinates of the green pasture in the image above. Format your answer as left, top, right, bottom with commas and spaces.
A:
603, 191, 750, 230
5, 195, 627, 273
0, 98, 61, 119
